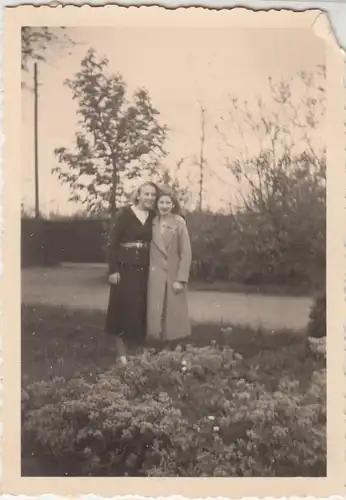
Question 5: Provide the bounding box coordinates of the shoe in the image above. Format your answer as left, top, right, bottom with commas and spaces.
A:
115, 336, 127, 356
118, 355, 127, 366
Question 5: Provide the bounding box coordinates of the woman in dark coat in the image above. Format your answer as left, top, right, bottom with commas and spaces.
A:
105, 181, 158, 364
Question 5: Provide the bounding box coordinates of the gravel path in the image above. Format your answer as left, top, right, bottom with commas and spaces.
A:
22, 264, 312, 331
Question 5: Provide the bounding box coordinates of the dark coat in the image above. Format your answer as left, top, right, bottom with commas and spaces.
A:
108, 206, 154, 273
105, 206, 155, 342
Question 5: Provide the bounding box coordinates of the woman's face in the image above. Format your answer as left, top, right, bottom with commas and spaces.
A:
137, 184, 157, 210
157, 195, 174, 216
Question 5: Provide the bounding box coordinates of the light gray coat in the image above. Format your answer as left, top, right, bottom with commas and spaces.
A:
147, 214, 192, 341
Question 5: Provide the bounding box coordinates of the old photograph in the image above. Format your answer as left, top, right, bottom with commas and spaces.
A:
20, 17, 328, 478
1, 5, 342, 494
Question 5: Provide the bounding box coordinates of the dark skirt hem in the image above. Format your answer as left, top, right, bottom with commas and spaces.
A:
105, 263, 149, 343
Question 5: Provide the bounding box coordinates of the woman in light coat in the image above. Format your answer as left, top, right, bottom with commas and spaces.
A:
147, 187, 192, 342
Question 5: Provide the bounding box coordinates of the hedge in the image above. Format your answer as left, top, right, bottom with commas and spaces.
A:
307, 290, 326, 338
21, 217, 109, 268
21, 210, 324, 289
21, 218, 61, 267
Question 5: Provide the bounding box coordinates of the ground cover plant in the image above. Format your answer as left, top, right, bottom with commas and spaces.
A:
21, 304, 326, 477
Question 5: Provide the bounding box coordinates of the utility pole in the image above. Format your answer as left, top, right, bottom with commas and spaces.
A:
34, 62, 40, 219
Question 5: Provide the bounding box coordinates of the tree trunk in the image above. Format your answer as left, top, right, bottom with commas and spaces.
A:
110, 158, 118, 223
108, 159, 118, 274
198, 105, 205, 212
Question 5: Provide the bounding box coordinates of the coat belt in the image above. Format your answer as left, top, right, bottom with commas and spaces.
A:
120, 241, 149, 249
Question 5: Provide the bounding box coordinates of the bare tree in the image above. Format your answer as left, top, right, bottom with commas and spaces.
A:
197, 101, 206, 211
216, 66, 325, 212
215, 66, 326, 286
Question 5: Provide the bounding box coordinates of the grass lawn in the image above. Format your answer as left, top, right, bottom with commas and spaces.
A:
22, 303, 317, 388
21, 303, 325, 477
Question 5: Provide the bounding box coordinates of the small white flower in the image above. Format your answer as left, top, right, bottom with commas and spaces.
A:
208, 415, 215, 421
181, 360, 187, 366
213, 426, 220, 432
182, 366, 187, 372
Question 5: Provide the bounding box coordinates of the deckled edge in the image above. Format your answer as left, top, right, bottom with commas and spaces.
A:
1, 3, 344, 499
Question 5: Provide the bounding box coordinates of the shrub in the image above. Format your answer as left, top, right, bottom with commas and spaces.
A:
22, 345, 326, 477
21, 208, 324, 290
21, 218, 61, 268
307, 290, 326, 338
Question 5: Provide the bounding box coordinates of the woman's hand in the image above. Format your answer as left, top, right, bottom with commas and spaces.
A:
173, 281, 185, 294
109, 272, 121, 285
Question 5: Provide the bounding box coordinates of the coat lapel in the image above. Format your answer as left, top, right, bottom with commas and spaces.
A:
162, 217, 177, 249
152, 217, 167, 256
152, 216, 178, 255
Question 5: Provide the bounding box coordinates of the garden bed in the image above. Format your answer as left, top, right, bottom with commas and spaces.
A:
21, 304, 326, 478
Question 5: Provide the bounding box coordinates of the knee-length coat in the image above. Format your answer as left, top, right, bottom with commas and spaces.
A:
147, 214, 192, 341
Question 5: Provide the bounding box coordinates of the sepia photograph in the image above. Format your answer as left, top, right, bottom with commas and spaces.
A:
16, 8, 329, 482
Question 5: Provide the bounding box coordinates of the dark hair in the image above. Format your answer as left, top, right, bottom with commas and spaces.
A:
156, 185, 182, 216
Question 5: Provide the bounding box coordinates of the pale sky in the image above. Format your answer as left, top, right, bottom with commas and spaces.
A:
21, 26, 325, 215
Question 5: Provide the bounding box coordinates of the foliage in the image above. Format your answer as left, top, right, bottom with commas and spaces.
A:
21, 304, 326, 478
218, 68, 325, 189
21, 27, 74, 71
307, 337, 326, 358
186, 211, 235, 280
21, 218, 61, 268
307, 291, 326, 338
22, 341, 326, 477
216, 68, 325, 288
21, 210, 321, 290
21, 217, 107, 267
24, 66, 325, 288
53, 48, 167, 215
220, 154, 324, 286
187, 201, 323, 287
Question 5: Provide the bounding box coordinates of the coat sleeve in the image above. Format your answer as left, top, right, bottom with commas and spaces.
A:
176, 217, 192, 283
108, 209, 125, 274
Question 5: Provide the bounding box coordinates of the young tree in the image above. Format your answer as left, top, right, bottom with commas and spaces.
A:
54, 49, 167, 218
